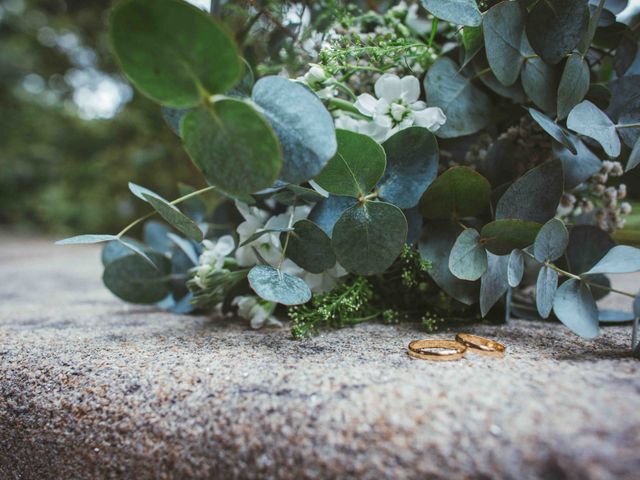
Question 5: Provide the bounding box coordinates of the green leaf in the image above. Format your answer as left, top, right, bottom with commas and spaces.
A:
251, 76, 337, 184
282, 220, 336, 274
480, 252, 509, 317
109, 0, 241, 107
419, 166, 491, 220
566, 225, 615, 274
102, 252, 171, 304
533, 218, 569, 262
552, 137, 602, 189
480, 219, 541, 255
419, 221, 479, 306
528, 108, 576, 154
314, 129, 386, 198
583, 245, 640, 275
553, 279, 599, 338
420, 0, 481, 27
102, 237, 145, 265
332, 201, 407, 275
181, 100, 281, 195
462, 25, 484, 68
508, 249, 525, 288
56, 234, 118, 245
567, 100, 621, 157
536, 265, 558, 319
521, 35, 559, 115
378, 127, 439, 209
626, 138, 640, 172
166, 233, 198, 266
448, 228, 488, 281
308, 195, 357, 237
525, 0, 590, 65
495, 160, 564, 224
247, 265, 311, 306
142, 193, 203, 242
557, 53, 590, 120
118, 238, 158, 267
424, 57, 491, 138
483, 1, 526, 86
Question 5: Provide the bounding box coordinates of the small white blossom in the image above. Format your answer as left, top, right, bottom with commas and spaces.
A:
192, 235, 235, 289
232, 295, 281, 329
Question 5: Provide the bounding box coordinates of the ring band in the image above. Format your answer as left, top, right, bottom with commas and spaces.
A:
455, 333, 505, 354
407, 339, 467, 361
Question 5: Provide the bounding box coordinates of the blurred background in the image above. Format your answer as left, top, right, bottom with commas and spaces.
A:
1, 0, 640, 239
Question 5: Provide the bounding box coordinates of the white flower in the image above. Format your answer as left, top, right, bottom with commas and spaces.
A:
232, 295, 281, 329
192, 235, 235, 289
352, 74, 446, 141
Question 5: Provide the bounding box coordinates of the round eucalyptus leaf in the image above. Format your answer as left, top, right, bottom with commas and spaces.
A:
583, 245, 640, 275
462, 26, 484, 68
247, 265, 311, 306
404, 207, 424, 245
252, 76, 337, 184
520, 34, 560, 115
424, 57, 491, 138
528, 108, 576, 154
419, 221, 479, 306
143, 221, 173, 254
566, 225, 615, 274
599, 309, 635, 323
534, 218, 569, 262
55, 234, 118, 245
142, 193, 203, 242
480, 252, 509, 317
378, 127, 439, 209
448, 228, 488, 281
101, 237, 146, 266
162, 107, 190, 135
420, 0, 481, 27
495, 160, 564, 224
282, 219, 336, 274
618, 106, 640, 148
567, 101, 621, 157
553, 279, 600, 338
314, 129, 386, 198
557, 53, 590, 120
480, 219, 541, 255
109, 0, 242, 107
606, 75, 640, 122
103, 252, 171, 304
626, 138, 640, 172
181, 100, 281, 195
508, 249, 525, 288
332, 201, 407, 275
476, 63, 527, 103
525, 0, 590, 65
536, 265, 558, 319
552, 137, 602, 189
483, 1, 526, 86
419, 166, 491, 220
308, 195, 357, 237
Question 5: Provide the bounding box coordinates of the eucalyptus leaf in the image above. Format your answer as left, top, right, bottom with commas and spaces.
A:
495, 160, 564, 224
129, 182, 163, 202
252, 76, 337, 184
449, 228, 488, 281
480, 252, 510, 317
508, 249, 525, 288
56, 234, 118, 245
536, 265, 558, 319
166, 232, 199, 266
618, 106, 640, 148
419, 221, 479, 306
476, 64, 527, 103
162, 107, 190, 135
424, 57, 491, 138
102, 252, 171, 304
483, 1, 526, 86
583, 245, 640, 275
308, 195, 357, 237
404, 207, 424, 245
282, 219, 336, 274
480, 219, 541, 255
332, 201, 407, 275
553, 279, 600, 338
420, 0, 481, 27
143, 221, 172, 254
552, 137, 602, 189
567, 100, 621, 157
378, 127, 438, 209
314, 129, 386, 198
566, 225, 615, 274
101, 237, 145, 265
239, 228, 292, 248
521, 33, 560, 114
462, 26, 484, 68
626, 138, 640, 172
525, 0, 590, 65
533, 218, 569, 262
142, 193, 203, 242
247, 265, 311, 305
598, 309, 635, 323
109, 0, 242, 107
557, 53, 590, 120
606, 75, 640, 122
419, 166, 491, 220
181, 100, 281, 195
528, 108, 576, 153
118, 238, 158, 267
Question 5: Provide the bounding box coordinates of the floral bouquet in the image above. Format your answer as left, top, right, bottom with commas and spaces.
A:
58, 0, 640, 351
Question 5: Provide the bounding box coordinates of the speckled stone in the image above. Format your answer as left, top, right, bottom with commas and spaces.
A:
1, 234, 639, 480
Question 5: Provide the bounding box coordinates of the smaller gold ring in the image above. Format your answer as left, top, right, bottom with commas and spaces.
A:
407, 339, 467, 361
455, 333, 505, 355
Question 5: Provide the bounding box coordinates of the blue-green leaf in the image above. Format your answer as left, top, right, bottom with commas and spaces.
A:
480, 252, 509, 317
552, 137, 602, 189
102, 237, 145, 265
282, 219, 336, 274
567, 101, 621, 157
521, 34, 559, 114
553, 279, 599, 338
128, 182, 163, 201
483, 1, 526, 86
103, 252, 171, 304
143, 221, 172, 253
626, 138, 640, 172
557, 53, 590, 120
528, 108, 576, 154
56, 234, 118, 245
480, 219, 541, 255
508, 249, 524, 288
142, 193, 203, 242
536, 265, 558, 319
583, 246, 640, 275
449, 228, 488, 281
248, 265, 311, 305
599, 309, 635, 323
308, 195, 357, 237
420, 0, 482, 27
533, 218, 569, 262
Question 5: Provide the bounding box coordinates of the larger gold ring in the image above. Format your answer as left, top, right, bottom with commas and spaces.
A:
455, 333, 505, 355
407, 340, 467, 361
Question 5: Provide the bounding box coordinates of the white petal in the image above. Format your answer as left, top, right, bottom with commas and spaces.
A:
354, 93, 377, 116
375, 74, 402, 102
214, 235, 235, 256
399, 76, 420, 103
411, 100, 427, 110
413, 107, 447, 132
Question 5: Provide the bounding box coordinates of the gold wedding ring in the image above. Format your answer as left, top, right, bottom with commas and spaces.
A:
455, 333, 505, 355
407, 339, 467, 361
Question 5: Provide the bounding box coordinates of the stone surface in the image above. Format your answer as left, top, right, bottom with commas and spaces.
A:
1, 233, 639, 479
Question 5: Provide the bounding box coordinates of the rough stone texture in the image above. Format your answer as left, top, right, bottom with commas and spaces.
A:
1, 233, 639, 480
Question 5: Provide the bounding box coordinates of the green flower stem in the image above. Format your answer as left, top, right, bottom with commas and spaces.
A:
278, 198, 297, 269
116, 185, 217, 238
327, 79, 357, 101
427, 17, 438, 50
326, 97, 369, 118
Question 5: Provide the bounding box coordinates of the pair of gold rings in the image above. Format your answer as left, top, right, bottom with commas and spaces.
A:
407, 333, 505, 361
